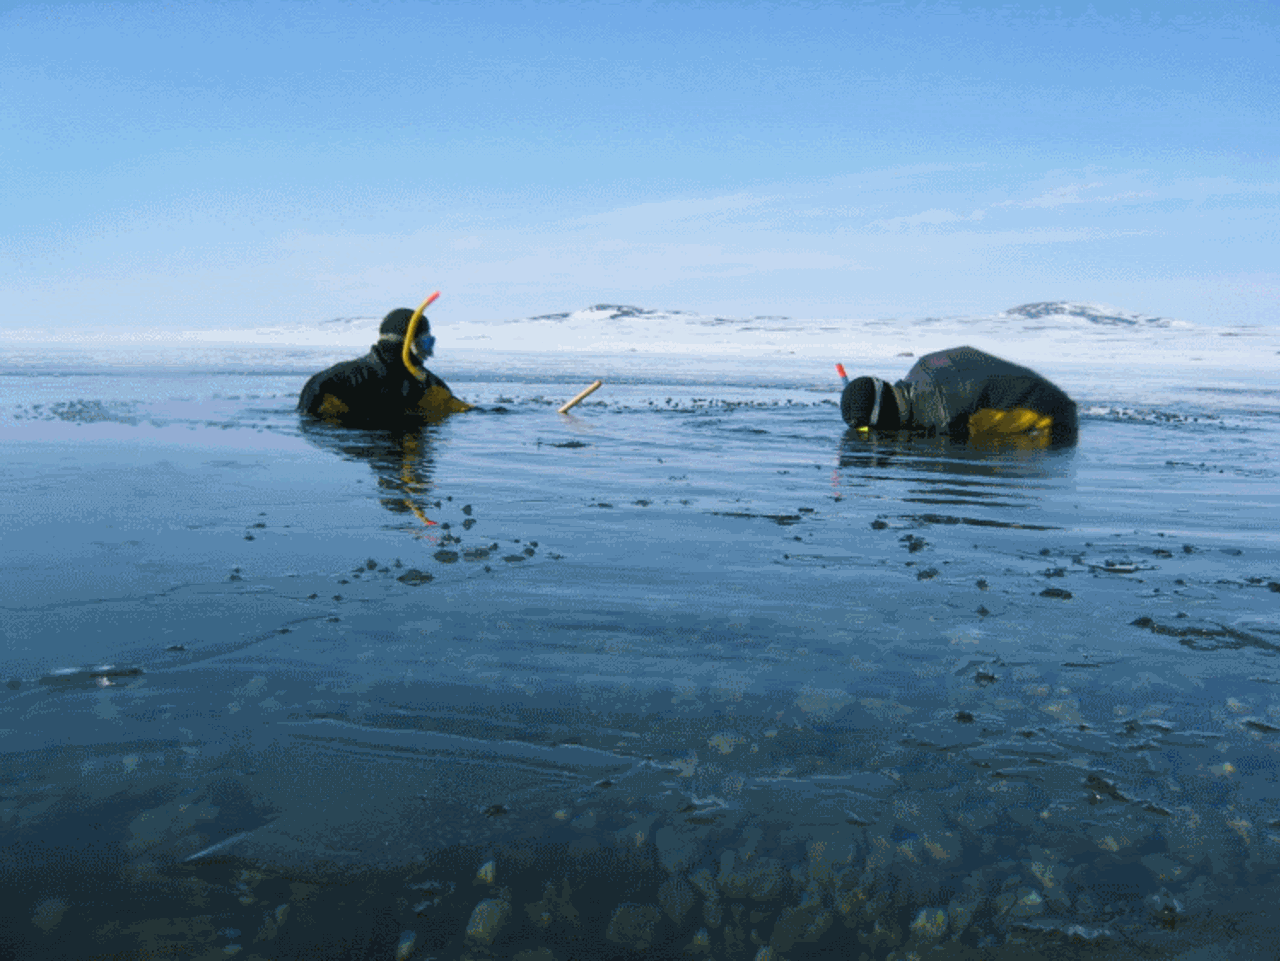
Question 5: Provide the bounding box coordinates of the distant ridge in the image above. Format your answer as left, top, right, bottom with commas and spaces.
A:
5, 300, 1207, 352
310, 301, 1186, 332
317, 315, 379, 328
525, 305, 790, 326
1001, 302, 1188, 329
529, 305, 697, 322
521, 302, 1188, 329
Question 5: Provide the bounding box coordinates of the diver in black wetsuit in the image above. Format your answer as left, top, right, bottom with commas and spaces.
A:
298, 307, 472, 426
840, 346, 1078, 446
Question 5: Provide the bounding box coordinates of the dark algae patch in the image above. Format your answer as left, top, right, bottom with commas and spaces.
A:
1129, 615, 1280, 653
396, 568, 434, 585
906, 512, 1063, 531
709, 511, 803, 525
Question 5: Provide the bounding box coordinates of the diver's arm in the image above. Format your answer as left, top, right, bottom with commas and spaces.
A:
890, 380, 914, 430
414, 369, 474, 415
316, 392, 354, 418
416, 384, 474, 414
299, 373, 351, 419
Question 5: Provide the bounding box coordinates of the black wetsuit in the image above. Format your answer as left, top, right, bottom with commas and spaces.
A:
297, 340, 469, 427
843, 346, 1078, 446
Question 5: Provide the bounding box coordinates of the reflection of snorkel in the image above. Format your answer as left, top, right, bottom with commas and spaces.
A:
402, 290, 440, 381
398, 433, 438, 528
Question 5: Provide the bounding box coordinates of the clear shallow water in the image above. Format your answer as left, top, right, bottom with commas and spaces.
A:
2, 351, 1279, 960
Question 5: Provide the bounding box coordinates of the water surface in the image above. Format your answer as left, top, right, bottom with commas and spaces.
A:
2, 354, 1279, 959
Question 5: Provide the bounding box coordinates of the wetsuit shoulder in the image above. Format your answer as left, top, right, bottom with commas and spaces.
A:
298, 355, 386, 418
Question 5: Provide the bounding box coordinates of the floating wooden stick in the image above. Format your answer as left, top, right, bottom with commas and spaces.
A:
558, 380, 603, 414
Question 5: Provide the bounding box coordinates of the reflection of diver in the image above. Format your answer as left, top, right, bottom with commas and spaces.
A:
838, 428, 1072, 475
837, 422, 1074, 514
298, 300, 472, 427
840, 346, 1078, 447
299, 421, 441, 529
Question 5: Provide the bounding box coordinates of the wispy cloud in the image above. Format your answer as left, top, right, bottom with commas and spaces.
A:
999, 173, 1280, 213
574, 193, 776, 230
1005, 182, 1106, 208
872, 208, 987, 231
1094, 190, 1157, 203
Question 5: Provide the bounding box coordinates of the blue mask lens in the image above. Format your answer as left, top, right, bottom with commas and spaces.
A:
414, 335, 435, 358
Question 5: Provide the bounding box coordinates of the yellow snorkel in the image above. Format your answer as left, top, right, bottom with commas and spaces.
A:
402, 290, 440, 381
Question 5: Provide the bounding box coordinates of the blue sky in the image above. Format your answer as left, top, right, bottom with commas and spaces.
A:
3, 0, 1278, 332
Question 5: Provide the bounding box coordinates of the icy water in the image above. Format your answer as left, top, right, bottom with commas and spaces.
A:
2, 326, 1280, 960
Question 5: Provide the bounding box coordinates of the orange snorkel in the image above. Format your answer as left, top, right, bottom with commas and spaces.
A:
402, 290, 440, 380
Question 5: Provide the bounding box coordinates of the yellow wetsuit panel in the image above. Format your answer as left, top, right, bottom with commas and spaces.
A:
417, 384, 474, 415
317, 394, 351, 418
969, 407, 1052, 435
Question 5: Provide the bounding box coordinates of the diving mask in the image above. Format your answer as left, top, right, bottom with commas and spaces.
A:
412, 333, 436, 360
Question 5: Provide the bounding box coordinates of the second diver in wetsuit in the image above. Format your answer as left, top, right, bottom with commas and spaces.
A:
840, 345, 1078, 446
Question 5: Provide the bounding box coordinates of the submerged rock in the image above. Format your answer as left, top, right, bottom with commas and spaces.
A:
770, 889, 832, 952
465, 897, 510, 946
605, 902, 659, 952
909, 906, 948, 942
657, 876, 696, 924
31, 898, 69, 933
393, 929, 416, 961
718, 854, 785, 901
